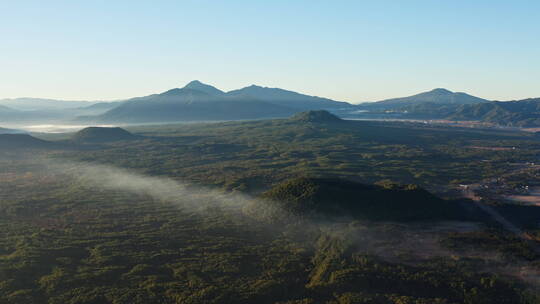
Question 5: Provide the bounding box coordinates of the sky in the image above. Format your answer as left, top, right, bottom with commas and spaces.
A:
1, 0, 539, 103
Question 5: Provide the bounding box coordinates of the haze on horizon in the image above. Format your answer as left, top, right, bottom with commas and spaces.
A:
1, 0, 539, 103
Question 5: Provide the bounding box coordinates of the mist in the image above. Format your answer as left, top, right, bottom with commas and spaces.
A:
44, 160, 255, 213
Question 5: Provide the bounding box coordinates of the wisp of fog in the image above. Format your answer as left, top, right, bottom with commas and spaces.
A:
38, 158, 538, 288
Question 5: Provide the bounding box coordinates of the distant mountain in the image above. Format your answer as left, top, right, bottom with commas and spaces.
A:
447, 98, 540, 127
78, 102, 122, 111
76, 101, 123, 115
0, 105, 41, 121
0, 98, 95, 111
227, 84, 349, 110
0, 98, 123, 124
72, 127, 140, 143
246, 177, 483, 222
360, 88, 488, 112
289, 110, 343, 123
0, 104, 20, 114
83, 84, 299, 123
0, 104, 103, 124
351, 90, 540, 127
0, 105, 20, 120
0, 134, 58, 150
79, 81, 352, 123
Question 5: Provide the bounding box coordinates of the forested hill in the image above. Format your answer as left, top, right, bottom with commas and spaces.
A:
72, 127, 140, 143
289, 110, 344, 123
447, 98, 540, 127
250, 177, 484, 222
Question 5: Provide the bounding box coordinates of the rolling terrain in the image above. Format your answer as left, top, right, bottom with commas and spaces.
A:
2, 112, 540, 303
1, 113, 539, 303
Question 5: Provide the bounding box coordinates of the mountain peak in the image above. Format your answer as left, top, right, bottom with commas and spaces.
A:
183, 80, 224, 95
186, 80, 203, 85
430, 88, 453, 94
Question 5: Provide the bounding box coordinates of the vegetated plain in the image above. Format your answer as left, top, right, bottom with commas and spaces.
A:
1, 112, 540, 303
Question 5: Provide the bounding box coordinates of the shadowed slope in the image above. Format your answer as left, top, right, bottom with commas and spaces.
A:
251, 177, 483, 222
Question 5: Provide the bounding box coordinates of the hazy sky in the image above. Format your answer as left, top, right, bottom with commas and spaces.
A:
1, 0, 539, 103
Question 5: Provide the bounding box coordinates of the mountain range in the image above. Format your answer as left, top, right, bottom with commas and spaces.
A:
2, 82, 540, 127
79, 81, 350, 123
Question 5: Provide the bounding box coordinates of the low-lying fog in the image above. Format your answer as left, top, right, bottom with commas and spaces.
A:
23, 124, 117, 133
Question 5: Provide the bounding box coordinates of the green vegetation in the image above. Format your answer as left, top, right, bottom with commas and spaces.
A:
252, 177, 483, 222
64, 116, 540, 194
1, 114, 539, 303
0, 165, 537, 303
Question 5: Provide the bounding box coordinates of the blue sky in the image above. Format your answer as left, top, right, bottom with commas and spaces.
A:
1, 0, 539, 103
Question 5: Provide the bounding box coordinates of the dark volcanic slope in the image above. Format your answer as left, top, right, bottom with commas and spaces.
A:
72, 127, 139, 143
